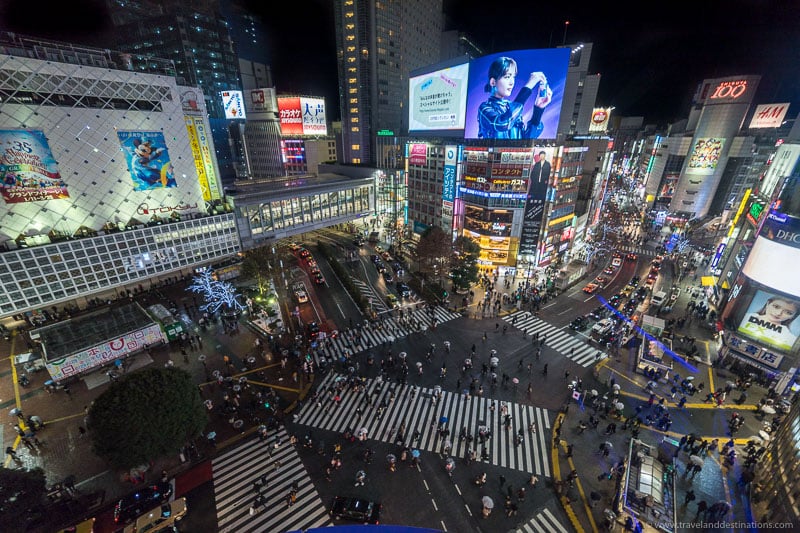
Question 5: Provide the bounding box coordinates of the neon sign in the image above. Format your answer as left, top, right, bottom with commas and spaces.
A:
710, 80, 747, 100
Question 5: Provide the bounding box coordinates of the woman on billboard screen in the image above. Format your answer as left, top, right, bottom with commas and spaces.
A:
738, 290, 800, 351
477, 57, 552, 139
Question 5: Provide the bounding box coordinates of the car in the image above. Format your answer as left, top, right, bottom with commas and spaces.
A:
298, 248, 311, 258
612, 251, 623, 259
304, 256, 317, 266
647, 269, 659, 280
600, 330, 619, 347
594, 276, 609, 286
608, 294, 623, 307
589, 305, 608, 319
294, 289, 309, 304
635, 286, 648, 299
569, 316, 589, 330
651, 260, 661, 270
620, 285, 634, 297
611, 257, 623, 267
625, 299, 639, 314
381, 251, 392, 261
396, 282, 411, 298
114, 482, 173, 524
603, 267, 615, 276
374, 262, 387, 273
386, 294, 399, 308
122, 498, 187, 533
626, 252, 638, 261
630, 276, 640, 286
371, 254, 381, 263
645, 277, 656, 288
313, 272, 325, 285
307, 321, 321, 340
382, 271, 394, 283
353, 237, 365, 246
582, 283, 600, 294
330, 496, 381, 524
592, 318, 614, 336
288, 242, 301, 252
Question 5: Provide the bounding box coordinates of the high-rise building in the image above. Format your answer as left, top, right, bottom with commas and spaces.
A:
333, 0, 443, 165
557, 43, 600, 137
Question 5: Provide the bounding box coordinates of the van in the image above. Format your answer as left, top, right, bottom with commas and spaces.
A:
651, 291, 667, 307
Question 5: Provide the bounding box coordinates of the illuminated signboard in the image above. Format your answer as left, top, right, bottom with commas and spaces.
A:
409, 143, 428, 166
743, 213, 800, 298
221, 90, 246, 119
277, 97, 327, 136
746, 201, 764, 226
442, 145, 458, 202
588, 107, 611, 133
408, 62, 470, 133
0, 129, 69, 203
749, 103, 790, 129
465, 48, 569, 140
377, 129, 395, 136
686, 137, 725, 175
737, 289, 800, 352
709, 80, 748, 100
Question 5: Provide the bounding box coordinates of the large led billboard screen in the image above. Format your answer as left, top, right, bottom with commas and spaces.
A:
278, 97, 328, 136
737, 289, 800, 352
519, 147, 556, 256
408, 62, 470, 133
464, 48, 569, 140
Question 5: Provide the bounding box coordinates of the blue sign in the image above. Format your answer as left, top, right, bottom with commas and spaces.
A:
442, 145, 457, 202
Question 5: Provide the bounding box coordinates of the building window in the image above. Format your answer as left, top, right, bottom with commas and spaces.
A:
352, 145, 360, 150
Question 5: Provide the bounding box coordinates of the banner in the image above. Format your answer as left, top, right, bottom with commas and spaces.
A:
737, 289, 800, 352
277, 97, 327, 136
117, 131, 176, 191
409, 143, 428, 166
185, 118, 210, 201
749, 103, 789, 129
0, 129, 69, 203
221, 90, 246, 119
193, 118, 222, 200
686, 137, 724, 175
589, 107, 611, 133
519, 148, 554, 255
442, 145, 458, 202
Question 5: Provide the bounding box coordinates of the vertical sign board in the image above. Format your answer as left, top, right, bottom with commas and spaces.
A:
519, 147, 554, 256
193, 118, 222, 200
221, 91, 246, 119
185, 117, 211, 201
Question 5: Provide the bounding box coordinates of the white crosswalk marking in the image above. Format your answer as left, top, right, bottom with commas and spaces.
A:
295, 373, 553, 477
212, 428, 332, 533
351, 279, 387, 312
503, 311, 605, 367
311, 306, 463, 366
516, 506, 570, 533
615, 244, 656, 257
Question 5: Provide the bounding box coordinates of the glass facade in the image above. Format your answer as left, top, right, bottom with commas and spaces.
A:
0, 214, 238, 316
755, 399, 800, 526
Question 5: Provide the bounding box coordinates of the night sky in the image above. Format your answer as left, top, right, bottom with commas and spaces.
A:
2, 0, 798, 125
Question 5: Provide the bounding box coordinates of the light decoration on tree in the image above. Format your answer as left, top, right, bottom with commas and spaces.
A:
187, 268, 246, 314
676, 237, 691, 254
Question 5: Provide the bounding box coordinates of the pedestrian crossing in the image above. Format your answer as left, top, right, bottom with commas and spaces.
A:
515, 505, 570, 533
212, 428, 332, 533
503, 311, 605, 367
351, 279, 387, 312
311, 306, 463, 365
615, 244, 656, 257
294, 372, 553, 476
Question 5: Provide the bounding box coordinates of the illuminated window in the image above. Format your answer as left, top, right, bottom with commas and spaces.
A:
344, 0, 353, 4
346, 23, 354, 30
347, 57, 356, 63
348, 67, 356, 73
352, 117, 359, 123
351, 127, 359, 132
348, 78, 357, 84
347, 46, 355, 52
350, 108, 358, 114
352, 145, 360, 150
346, 35, 355, 41
353, 158, 361, 163
349, 98, 358, 104
349, 88, 357, 94
345, 11, 353, 18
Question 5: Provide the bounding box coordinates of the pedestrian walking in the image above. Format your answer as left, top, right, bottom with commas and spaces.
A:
695, 500, 708, 520
355, 470, 366, 487
542, 364, 548, 376
6, 446, 19, 461
564, 370, 570, 382
499, 474, 506, 489
684, 489, 696, 506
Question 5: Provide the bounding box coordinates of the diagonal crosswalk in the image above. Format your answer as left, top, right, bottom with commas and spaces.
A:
502, 311, 605, 367
212, 428, 332, 533
294, 372, 553, 477
311, 306, 463, 366
516, 505, 570, 532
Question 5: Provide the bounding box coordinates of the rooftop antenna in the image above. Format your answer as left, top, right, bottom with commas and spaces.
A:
562, 21, 570, 46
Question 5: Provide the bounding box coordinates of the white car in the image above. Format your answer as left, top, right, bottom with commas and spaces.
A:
294, 290, 309, 304
611, 257, 622, 267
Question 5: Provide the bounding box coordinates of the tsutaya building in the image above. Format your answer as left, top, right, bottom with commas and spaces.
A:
656, 75, 761, 220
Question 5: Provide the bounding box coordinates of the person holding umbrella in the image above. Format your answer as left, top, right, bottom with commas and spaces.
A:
481, 496, 493, 518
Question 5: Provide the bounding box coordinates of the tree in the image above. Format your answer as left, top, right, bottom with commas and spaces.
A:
241, 246, 273, 295
88, 368, 206, 469
414, 226, 452, 282
187, 268, 246, 314
450, 236, 480, 291
0, 467, 46, 532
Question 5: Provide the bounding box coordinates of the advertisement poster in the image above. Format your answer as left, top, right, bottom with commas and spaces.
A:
221, 90, 246, 119
519, 148, 554, 255
277, 97, 328, 136
184, 118, 211, 201
464, 48, 569, 140
409, 143, 428, 166
408, 62, 470, 132
0, 129, 69, 203
193, 118, 222, 200
686, 137, 724, 174
737, 289, 800, 352
589, 107, 611, 133
442, 145, 458, 202
749, 103, 790, 129
117, 131, 176, 191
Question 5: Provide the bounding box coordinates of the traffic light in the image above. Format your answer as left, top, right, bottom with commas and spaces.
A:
442, 290, 448, 298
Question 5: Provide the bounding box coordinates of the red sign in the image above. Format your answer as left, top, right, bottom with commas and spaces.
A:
409, 143, 428, 166
710, 80, 748, 100
277, 97, 304, 135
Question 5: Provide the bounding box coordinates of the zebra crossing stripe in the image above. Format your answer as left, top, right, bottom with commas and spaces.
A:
294, 373, 553, 476
503, 311, 606, 367
212, 429, 332, 533
518, 506, 570, 533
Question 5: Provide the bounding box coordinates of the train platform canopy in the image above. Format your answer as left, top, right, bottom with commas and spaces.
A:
30, 302, 156, 361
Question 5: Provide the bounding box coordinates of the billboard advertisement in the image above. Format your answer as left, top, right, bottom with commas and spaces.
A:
519, 147, 554, 255
749, 103, 789, 129
686, 137, 724, 175
248, 88, 278, 113
408, 62, 470, 133
185, 118, 212, 202
589, 107, 612, 133
117, 131, 176, 191
464, 48, 570, 140
192, 118, 222, 200
277, 97, 328, 136
221, 90, 246, 119
0, 129, 69, 204
743, 211, 800, 297
442, 145, 458, 202
737, 289, 800, 352
409, 143, 428, 166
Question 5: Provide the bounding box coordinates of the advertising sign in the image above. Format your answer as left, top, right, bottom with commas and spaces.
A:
117, 131, 176, 191
686, 137, 725, 175
409, 143, 428, 166
737, 289, 800, 352
726, 333, 784, 369
248, 88, 278, 113
193, 118, 222, 200
221, 90, 246, 119
408, 62, 470, 132
185, 117, 211, 201
589, 107, 612, 133
464, 48, 570, 140
0, 129, 69, 204
442, 145, 458, 202
519, 148, 554, 255
45, 324, 165, 381
277, 97, 328, 136
749, 103, 789, 129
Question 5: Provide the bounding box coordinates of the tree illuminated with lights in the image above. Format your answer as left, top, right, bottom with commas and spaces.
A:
187, 268, 246, 314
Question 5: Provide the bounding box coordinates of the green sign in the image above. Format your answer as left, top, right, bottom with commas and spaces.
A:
747, 201, 764, 225
377, 129, 395, 136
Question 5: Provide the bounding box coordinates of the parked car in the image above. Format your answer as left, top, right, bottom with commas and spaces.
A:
122, 498, 187, 533
114, 482, 173, 524
330, 496, 382, 524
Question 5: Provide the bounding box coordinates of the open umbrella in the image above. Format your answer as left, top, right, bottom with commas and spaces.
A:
512, 378, 519, 385
758, 430, 771, 441
440, 416, 449, 424
481, 496, 494, 509
490, 357, 499, 366
386, 453, 396, 463
747, 436, 764, 446
411, 449, 421, 458
399, 352, 407, 360
591, 389, 599, 397
604, 441, 613, 449
612, 383, 621, 391
686, 376, 695, 381
761, 405, 777, 415
615, 402, 625, 411
689, 455, 704, 467
416, 362, 423, 368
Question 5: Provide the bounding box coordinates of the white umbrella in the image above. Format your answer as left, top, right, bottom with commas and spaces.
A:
416, 362, 423, 368
615, 402, 624, 411
758, 430, 771, 441
399, 352, 407, 360
482, 496, 494, 509
689, 455, 704, 467
761, 405, 776, 415
591, 389, 599, 397
613, 384, 621, 391
747, 436, 764, 446
490, 357, 499, 366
